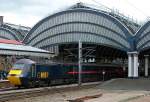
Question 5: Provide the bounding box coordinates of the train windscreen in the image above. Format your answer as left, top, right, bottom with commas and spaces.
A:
12, 63, 25, 70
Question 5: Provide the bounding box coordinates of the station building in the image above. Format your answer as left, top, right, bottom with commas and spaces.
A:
23, 3, 150, 78
1, 3, 150, 79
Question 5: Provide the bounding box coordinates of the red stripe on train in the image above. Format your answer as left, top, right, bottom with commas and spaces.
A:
67, 71, 98, 74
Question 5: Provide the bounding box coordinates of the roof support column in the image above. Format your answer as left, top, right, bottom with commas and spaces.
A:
128, 52, 139, 78
144, 55, 149, 77
128, 53, 132, 77
133, 52, 138, 78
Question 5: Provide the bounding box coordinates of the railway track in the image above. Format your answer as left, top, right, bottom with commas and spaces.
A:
0, 82, 100, 102
0, 80, 16, 92
0, 88, 50, 102
0, 87, 17, 92
0, 80, 13, 88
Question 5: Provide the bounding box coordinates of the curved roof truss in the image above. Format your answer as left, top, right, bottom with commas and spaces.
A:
0, 27, 20, 41
23, 9, 133, 52
135, 21, 150, 51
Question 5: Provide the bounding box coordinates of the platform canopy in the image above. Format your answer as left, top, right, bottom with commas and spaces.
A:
0, 39, 53, 58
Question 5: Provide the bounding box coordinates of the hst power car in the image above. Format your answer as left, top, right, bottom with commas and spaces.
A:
7, 59, 124, 87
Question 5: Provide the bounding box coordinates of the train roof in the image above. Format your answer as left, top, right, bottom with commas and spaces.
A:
37, 62, 122, 67
18, 59, 122, 67
16, 59, 36, 64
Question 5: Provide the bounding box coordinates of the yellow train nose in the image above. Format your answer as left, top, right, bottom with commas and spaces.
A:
9, 70, 22, 75
7, 70, 22, 86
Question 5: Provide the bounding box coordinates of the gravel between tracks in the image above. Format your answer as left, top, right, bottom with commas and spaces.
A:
5, 86, 150, 102
4, 79, 150, 102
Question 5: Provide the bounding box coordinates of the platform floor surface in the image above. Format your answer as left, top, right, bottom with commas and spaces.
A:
98, 78, 150, 90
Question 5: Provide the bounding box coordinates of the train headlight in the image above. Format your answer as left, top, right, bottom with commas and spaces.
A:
19, 74, 24, 77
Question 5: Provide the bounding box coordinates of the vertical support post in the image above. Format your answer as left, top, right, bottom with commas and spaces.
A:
128, 53, 132, 77
133, 53, 138, 78
128, 52, 139, 78
78, 40, 82, 86
144, 55, 149, 77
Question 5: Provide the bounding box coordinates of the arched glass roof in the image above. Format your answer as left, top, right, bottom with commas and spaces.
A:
0, 27, 20, 41
23, 6, 133, 52
23, 3, 150, 53
135, 21, 150, 52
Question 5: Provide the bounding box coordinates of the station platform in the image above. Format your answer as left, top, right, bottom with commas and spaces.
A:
98, 78, 150, 90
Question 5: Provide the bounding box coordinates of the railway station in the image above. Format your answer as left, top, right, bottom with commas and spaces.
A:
22, 3, 150, 79
0, 3, 150, 80
1, 1, 150, 102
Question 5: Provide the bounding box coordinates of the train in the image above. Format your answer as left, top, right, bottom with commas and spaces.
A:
7, 59, 125, 88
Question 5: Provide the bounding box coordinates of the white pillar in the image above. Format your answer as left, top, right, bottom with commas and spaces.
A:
144, 55, 149, 77
128, 52, 139, 78
133, 53, 138, 77
128, 54, 132, 77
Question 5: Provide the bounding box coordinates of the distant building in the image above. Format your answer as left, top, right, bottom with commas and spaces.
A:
0, 16, 30, 41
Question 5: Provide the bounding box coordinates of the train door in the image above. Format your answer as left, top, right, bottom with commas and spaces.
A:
31, 64, 36, 78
